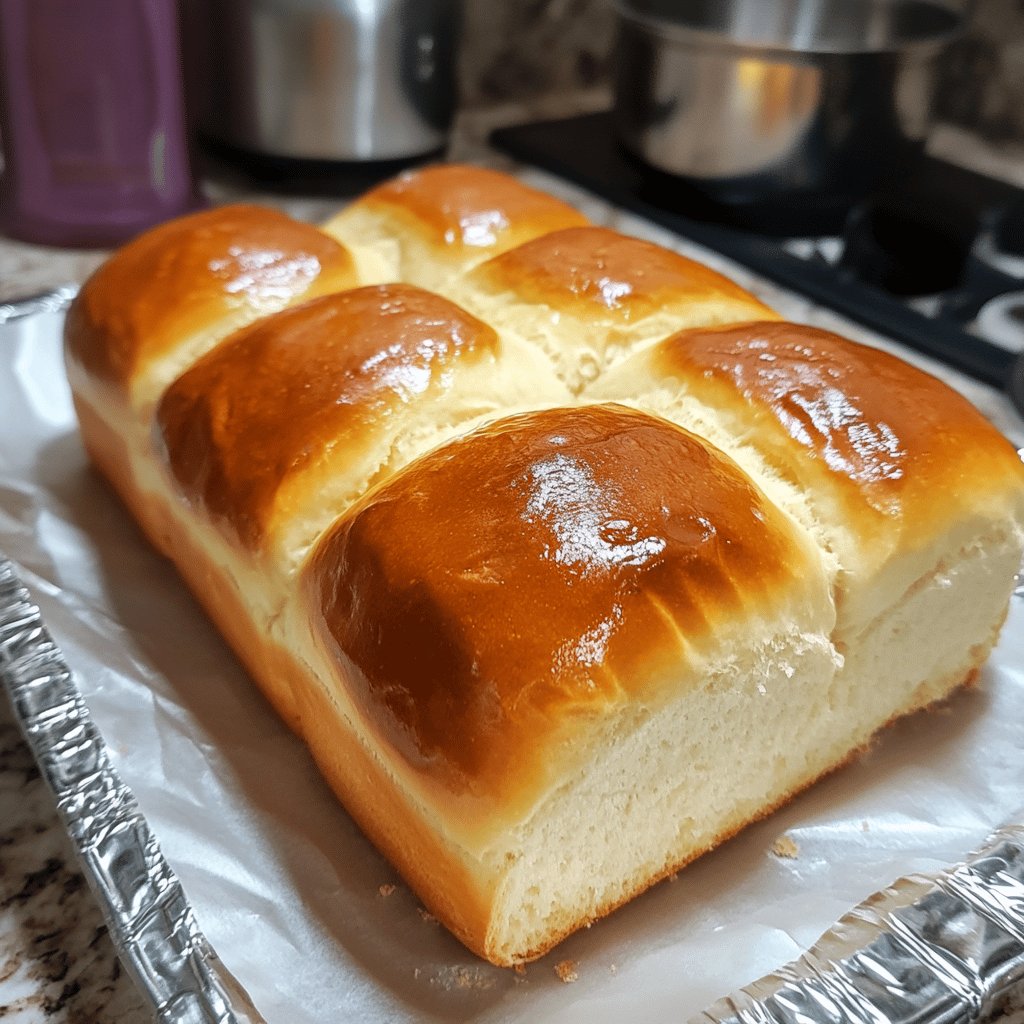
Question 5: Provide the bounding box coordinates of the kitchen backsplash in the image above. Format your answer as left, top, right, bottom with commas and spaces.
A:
460, 0, 615, 107
459, 0, 1024, 144
932, 0, 1024, 142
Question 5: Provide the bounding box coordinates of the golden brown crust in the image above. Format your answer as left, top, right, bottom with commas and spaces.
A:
65, 204, 358, 391
306, 403, 821, 801
646, 320, 1024, 539
156, 284, 500, 551
355, 163, 589, 256
470, 226, 776, 320
70, 393, 495, 957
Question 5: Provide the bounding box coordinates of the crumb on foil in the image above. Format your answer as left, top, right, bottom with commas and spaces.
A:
427, 965, 496, 991
771, 835, 800, 859
555, 959, 579, 983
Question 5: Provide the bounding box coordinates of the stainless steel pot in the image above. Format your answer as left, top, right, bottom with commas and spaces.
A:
181, 0, 460, 164
614, 0, 964, 210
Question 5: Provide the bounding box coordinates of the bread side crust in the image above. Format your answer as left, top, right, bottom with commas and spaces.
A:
72, 390, 500, 955
499, 658, 984, 966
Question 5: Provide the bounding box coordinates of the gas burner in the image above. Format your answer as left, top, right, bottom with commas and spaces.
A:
492, 112, 1024, 409
839, 198, 973, 297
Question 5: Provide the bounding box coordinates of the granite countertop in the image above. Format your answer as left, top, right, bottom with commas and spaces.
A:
1, 100, 1023, 1023
0, 692, 150, 1023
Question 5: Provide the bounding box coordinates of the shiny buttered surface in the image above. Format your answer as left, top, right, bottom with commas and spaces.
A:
322, 163, 590, 292
64, 164, 1024, 967
65, 204, 359, 406
324, 163, 589, 258
468, 225, 773, 316
157, 284, 501, 550
308, 404, 825, 796
452, 225, 781, 392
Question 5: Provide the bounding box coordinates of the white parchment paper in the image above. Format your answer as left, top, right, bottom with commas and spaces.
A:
1, 307, 1022, 1023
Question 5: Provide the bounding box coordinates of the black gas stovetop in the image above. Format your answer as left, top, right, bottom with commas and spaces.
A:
491, 112, 1024, 410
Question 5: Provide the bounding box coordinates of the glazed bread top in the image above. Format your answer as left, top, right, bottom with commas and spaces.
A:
65, 204, 360, 411
453, 226, 780, 391
157, 283, 571, 569
323, 163, 590, 291
305, 403, 834, 813
590, 320, 1024, 634
466, 226, 775, 319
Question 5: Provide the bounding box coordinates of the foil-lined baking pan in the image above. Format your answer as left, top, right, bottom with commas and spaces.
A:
2, 284, 1023, 1023
0, 557, 264, 1024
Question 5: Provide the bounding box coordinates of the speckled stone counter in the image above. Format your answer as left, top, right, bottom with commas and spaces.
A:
0, 686, 150, 1023
2, 99, 1023, 1023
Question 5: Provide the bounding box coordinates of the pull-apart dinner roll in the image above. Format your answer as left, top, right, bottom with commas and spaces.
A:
65, 204, 362, 415
64, 203, 363, 537
133, 282, 567, 727
63, 163, 1024, 970
451, 226, 778, 392
157, 283, 570, 572
322, 163, 590, 292
590, 321, 1024, 748
299, 404, 839, 964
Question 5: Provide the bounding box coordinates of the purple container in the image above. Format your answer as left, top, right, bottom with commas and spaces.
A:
0, 0, 199, 248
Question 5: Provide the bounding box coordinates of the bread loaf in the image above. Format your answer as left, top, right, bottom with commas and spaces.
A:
64, 163, 1024, 967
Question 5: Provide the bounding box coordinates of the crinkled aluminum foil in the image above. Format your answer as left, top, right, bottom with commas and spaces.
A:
1, 289, 1023, 1023
0, 283, 79, 324
697, 825, 1024, 1024
0, 556, 265, 1024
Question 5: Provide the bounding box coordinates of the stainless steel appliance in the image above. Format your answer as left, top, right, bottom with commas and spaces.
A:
181, 0, 460, 165
614, 0, 963, 211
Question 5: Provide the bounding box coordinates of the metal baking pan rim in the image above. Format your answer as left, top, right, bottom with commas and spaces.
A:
0, 555, 266, 1024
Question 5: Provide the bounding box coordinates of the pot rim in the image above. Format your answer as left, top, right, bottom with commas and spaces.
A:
614, 0, 964, 57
